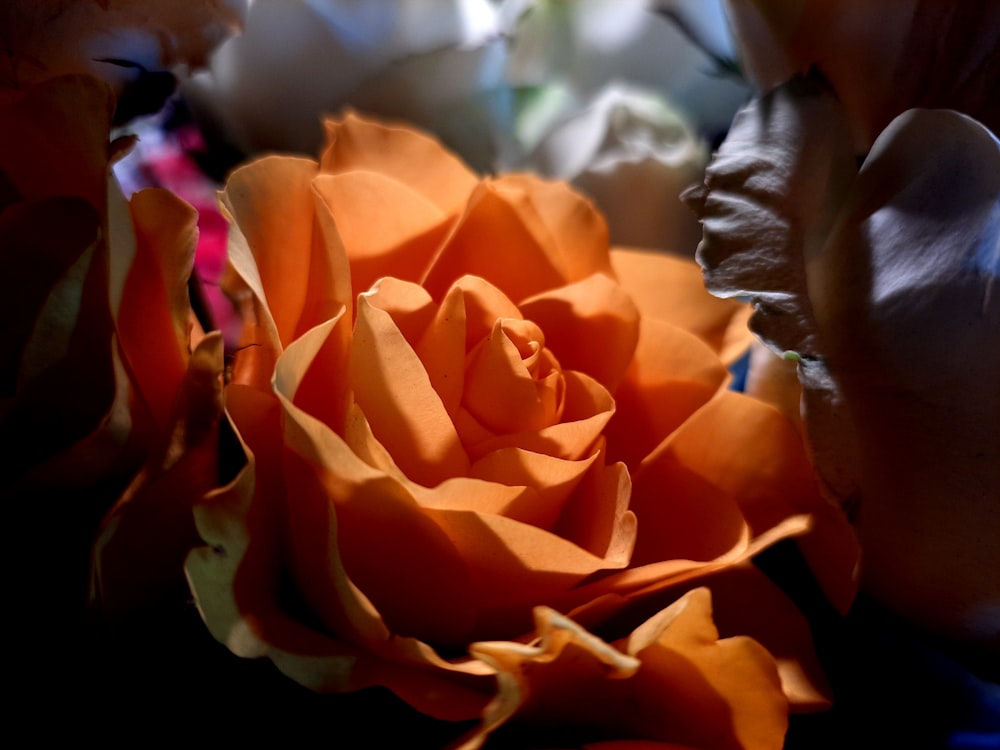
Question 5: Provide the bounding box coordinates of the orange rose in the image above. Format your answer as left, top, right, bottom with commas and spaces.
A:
186, 113, 856, 744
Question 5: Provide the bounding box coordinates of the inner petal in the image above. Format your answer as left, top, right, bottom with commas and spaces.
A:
462, 317, 566, 434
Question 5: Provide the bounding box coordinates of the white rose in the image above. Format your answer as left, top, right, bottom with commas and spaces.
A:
519, 82, 709, 254
184, 0, 510, 169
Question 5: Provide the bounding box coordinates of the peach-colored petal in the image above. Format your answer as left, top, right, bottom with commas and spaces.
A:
272, 310, 352, 435
430, 504, 633, 640
468, 447, 599, 528
321, 112, 478, 214
611, 247, 753, 364
551, 450, 637, 562
691, 564, 833, 712
448, 274, 525, 343
520, 271, 640, 392
605, 318, 729, 469
188, 389, 495, 721
463, 588, 786, 750
415, 282, 468, 418
640, 390, 858, 614
351, 294, 470, 486
312, 171, 454, 295
495, 173, 615, 283
423, 180, 572, 303
463, 317, 565, 433
221, 154, 353, 350
461, 369, 615, 461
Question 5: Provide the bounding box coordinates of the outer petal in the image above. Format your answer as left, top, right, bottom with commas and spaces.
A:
118, 188, 198, 433
463, 588, 787, 750
91, 333, 228, 621
422, 174, 614, 303
187, 381, 496, 722
321, 112, 478, 215
611, 247, 753, 364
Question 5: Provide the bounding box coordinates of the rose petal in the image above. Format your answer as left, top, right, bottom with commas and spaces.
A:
220, 157, 353, 358
605, 318, 729, 469
312, 170, 454, 295
351, 294, 470, 486
463, 317, 565, 433
520, 271, 640, 392
463, 588, 787, 750
610, 247, 752, 364
91, 333, 226, 620
423, 171, 617, 302
468, 446, 599, 528
321, 112, 478, 214
117, 187, 198, 432
461, 369, 615, 461
188, 386, 495, 720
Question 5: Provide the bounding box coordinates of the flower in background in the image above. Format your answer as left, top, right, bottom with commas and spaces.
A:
181, 112, 857, 745
723, 0, 1000, 150
686, 50, 1000, 664
183, 0, 512, 171
517, 82, 709, 254
1, 0, 247, 121
505, 0, 750, 143
499, 0, 750, 256
1, 73, 234, 686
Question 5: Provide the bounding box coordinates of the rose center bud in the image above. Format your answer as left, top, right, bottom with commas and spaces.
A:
461, 317, 566, 434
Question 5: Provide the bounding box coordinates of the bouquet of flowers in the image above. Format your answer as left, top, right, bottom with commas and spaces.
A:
2, 1, 996, 747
